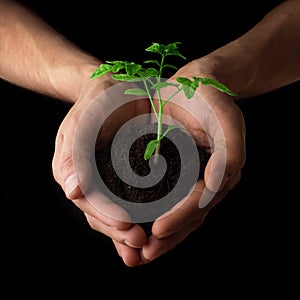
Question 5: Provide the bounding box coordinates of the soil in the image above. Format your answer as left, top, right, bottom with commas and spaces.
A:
95, 123, 210, 236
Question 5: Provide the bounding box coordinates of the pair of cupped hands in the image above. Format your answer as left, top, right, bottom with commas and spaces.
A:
52, 60, 246, 267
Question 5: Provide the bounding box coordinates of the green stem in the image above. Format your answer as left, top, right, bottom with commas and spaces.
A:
157, 98, 163, 141
154, 53, 165, 157
158, 54, 165, 81
155, 86, 182, 156
154, 50, 177, 159
154, 90, 163, 156
162, 87, 183, 107
143, 79, 158, 120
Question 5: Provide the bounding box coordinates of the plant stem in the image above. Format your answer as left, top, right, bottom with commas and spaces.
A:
144, 78, 158, 119
155, 96, 163, 156
154, 53, 166, 153
162, 87, 183, 107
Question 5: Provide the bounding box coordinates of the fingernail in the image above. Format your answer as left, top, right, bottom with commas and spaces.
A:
124, 239, 140, 248
207, 169, 225, 192
65, 173, 80, 196
198, 188, 215, 208
148, 247, 165, 261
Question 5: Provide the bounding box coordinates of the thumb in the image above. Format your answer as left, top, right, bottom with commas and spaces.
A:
198, 144, 227, 208
52, 107, 95, 200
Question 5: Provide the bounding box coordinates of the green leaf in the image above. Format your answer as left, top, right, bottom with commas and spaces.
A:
162, 64, 179, 71
177, 76, 238, 98
111, 73, 137, 81
145, 42, 186, 60
106, 60, 126, 66
199, 77, 238, 96
124, 88, 148, 96
90, 64, 115, 79
144, 60, 160, 67
182, 85, 196, 99
176, 77, 197, 99
105, 60, 127, 72
145, 42, 162, 54
151, 81, 179, 89
90, 61, 131, 79
176, 76, 192, 86
125, 62, 142, 76
164, 42, 186, 59
144, 140, 160, 160
139, 67, 159, 78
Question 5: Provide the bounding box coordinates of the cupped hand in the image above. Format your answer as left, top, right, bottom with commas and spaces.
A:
52, 74, 151, 267
140, 61, 246, 262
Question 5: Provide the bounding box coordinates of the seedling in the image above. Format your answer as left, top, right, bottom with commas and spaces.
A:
90, 42, 237, 160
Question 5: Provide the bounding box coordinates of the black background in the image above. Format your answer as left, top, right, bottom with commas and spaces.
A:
2, 0, 298, 296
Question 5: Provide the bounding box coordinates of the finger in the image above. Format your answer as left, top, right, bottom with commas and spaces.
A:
152, 176, 238, 239
52, 105, 95, 200
199, 169, 241, 208
112, 240, 143, 267
72, 187, 134, 229
204, 97, 246, 193
53, 117, 135, 230
141, 217, 202, 261
85, 212, 147, 247
55, 132, 137, 228
142, 175, 240, 261
152, 181, 208, 238
52, 86, 121, 199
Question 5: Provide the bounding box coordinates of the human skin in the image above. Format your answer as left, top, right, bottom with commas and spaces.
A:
1, 0, 299, 267
141, 0, 300, 262
0, 0, 150, 266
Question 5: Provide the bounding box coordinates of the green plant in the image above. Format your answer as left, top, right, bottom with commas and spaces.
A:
90, 42, 237, 160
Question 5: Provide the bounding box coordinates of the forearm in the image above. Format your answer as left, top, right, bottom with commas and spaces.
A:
0, 0, 102, 102
198, 0, 300, 99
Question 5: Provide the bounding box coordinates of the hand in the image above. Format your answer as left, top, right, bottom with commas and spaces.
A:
52, 74, 151, 267
140, 60, 246, 262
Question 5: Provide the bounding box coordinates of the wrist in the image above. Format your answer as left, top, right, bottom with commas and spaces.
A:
47, 58, 102, 103
76, 65, 118, 104
195, 42, 259, 98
